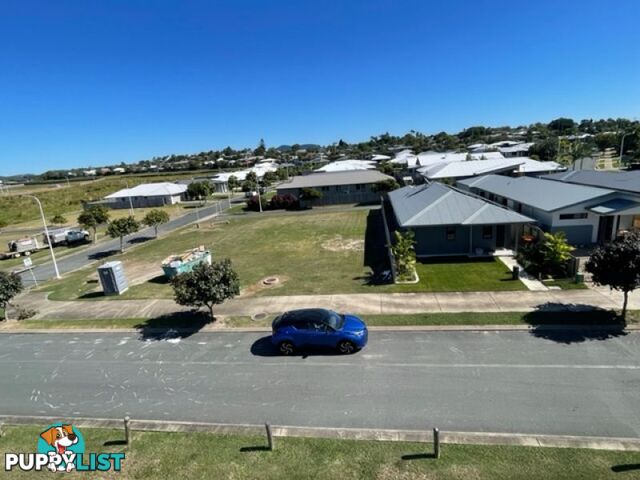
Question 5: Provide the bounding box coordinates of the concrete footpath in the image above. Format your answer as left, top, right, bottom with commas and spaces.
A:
11, 286, 640, 321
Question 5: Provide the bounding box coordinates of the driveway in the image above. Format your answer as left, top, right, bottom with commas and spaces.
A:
0, 330, 638, 437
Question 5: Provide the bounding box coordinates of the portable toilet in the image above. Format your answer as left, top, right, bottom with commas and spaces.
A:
98, 261, 129, 296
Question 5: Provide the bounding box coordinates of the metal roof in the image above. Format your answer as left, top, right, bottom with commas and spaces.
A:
541, 170, 640, 194
457, 175, 614, 212
276, 170, 393, 189
418, 158, 524, 180
588, 198, 640, 215
314, 160, 376, 172
105, 182, 187, 199
388, 183, 534, 227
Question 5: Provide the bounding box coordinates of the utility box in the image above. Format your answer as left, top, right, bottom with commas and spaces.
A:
98, 261, 129, 296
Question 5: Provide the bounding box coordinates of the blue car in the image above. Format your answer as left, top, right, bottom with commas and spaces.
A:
271, 308, 368, 355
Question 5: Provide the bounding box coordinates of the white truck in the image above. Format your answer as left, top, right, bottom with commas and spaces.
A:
43, 228, 90, 247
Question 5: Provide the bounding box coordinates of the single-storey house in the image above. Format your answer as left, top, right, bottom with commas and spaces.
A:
104, 182, 187, 209
176, 177, 230, 193
386, 183, 533, 257
276, 170, 394, 206
416, 157, 564, 183
457, 174, 640, 245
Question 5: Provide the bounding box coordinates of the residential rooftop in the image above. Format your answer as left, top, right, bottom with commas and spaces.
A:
457, 174, 614, 212
541, 170, 640, 194
388, 182, 534, 227
277, 170, 393, 189
105, 182, 187, 199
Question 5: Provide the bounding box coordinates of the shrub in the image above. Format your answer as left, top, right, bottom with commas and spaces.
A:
268, 194, 299, 210
516, 232, 574, 277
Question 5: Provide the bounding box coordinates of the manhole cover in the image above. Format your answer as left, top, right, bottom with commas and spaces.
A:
251, 313, 268, 321
262, 276, 279, 286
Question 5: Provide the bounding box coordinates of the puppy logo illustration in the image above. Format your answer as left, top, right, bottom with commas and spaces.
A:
5, 421, 124, 472
37, 423, 85, 472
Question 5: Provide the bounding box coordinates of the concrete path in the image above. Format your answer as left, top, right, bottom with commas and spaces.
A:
498, 256, 548, 291
13, 286, 640, 320
1, 331, 639, 437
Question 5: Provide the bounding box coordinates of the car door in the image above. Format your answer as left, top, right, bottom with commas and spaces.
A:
308, 311, 339, 347
291, 317, 316, 346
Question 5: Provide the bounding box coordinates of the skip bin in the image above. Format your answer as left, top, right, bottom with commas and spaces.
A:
98, 261, 129, 296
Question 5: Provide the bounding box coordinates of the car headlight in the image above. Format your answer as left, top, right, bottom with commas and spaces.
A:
353, 330, 365, 337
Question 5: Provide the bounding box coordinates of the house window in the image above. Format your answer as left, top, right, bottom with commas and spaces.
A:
355, 184, 364, 191
633, 216, 640, 229
446, 226, 456, 241
559, 213, 588, 220
482, 226, 493, 239
321, 186, 330, 191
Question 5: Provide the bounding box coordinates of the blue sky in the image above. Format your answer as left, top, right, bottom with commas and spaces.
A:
1, 0, 639, 175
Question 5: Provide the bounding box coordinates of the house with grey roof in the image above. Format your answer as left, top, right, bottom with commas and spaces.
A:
276, 170, 394, 206
458, 175, 640, 245
387, 183, 533, 257
103, 182, 187, 209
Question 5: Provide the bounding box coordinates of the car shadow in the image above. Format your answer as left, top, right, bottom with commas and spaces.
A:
250, 336, 343, 357
525, 303, 627, 344
135, 311, 212, 342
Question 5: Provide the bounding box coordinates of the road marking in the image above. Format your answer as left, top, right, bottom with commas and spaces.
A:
2, 359, 640, 370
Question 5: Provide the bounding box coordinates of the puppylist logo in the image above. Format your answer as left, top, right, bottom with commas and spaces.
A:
4, 423, 125, 473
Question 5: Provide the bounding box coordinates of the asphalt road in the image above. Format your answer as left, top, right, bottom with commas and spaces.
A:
1, 330, 639, 437
18, 198, 238, 287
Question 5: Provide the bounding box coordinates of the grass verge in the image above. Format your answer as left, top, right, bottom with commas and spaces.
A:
6, 311, 637, 330
0, 425, 638, 479
543, 278, 589, 290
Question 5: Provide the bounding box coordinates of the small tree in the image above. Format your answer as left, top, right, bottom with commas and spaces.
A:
50, 214, 68, 225
227, 176, 240, 191
372, 179, 400, 193
242, 172, 259, 192
143, 209, 170, 238
391, 230, 416, 281
300, 188, 322, 201
171, 259, 240, 320
107, 216, 140, 253
187, 182, 212, 203
586, 232, 640, 320
541, 231, 575, 277
78, 205, 110, 241
0, 272, 23, 321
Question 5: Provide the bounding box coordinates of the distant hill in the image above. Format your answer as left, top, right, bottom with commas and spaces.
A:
276, 144, 321, 152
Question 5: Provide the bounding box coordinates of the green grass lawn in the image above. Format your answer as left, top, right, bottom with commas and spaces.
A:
0, 425, 637, 479
9, 311, 636, 330
38, 209, 527, 301
543, 278, 589, 290
407, 258, 525, 292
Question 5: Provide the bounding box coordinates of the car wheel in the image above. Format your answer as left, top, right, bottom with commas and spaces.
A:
278, 341, 295, 356
337, 340, 356, 355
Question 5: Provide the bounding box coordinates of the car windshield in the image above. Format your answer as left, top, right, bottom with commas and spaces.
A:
323, 310, 344, 330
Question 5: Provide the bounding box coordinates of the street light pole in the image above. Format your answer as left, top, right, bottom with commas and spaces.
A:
620, 132, 630, 165
123, 180, 134, 216
25, 195, 61, 280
